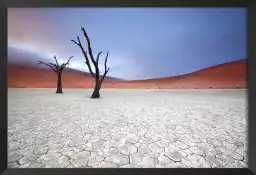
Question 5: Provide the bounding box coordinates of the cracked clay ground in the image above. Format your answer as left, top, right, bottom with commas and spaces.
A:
8, 89, 247, 168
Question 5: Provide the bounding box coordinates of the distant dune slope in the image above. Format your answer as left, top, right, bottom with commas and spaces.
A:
8, 64, 119, 88
8, 59, 247, 89
117, 59, 247, 89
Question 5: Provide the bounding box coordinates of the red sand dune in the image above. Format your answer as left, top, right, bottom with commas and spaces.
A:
8, 59, 247, 89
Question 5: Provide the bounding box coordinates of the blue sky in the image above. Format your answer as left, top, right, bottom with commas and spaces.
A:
8, 8, 247, 80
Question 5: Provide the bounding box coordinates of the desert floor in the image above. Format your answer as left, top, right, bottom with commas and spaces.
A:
8, 88, 248, 168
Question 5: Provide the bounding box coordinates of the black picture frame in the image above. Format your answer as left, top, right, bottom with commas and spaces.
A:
1, 0, 255, 175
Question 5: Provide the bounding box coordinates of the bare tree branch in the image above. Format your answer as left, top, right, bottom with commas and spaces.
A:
49, 63, 56, 67
100, 52, 110, 83
101, 69, 110, 84
85, 61, 96, 78
54, 55, 59, 67
71, 37, 80, 45
38, 61, 57, 73
104, 52, 109, 70
66, 56, 73, 64
77, 36, 81, 45
61, 56, 73, 68
96, 51, 102, 64
81, 27, 97, 66
49, 63, 58, 71
84, 51, 96, 78
71, 36, 96, 79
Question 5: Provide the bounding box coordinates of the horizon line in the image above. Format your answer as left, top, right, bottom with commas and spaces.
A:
8, 58, 246, 81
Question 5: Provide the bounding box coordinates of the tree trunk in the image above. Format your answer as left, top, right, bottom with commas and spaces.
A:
91, 79, 101, 98
56, 73, 63, 93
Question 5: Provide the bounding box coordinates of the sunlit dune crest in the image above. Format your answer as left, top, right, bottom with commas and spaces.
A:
8, 59, 246, 89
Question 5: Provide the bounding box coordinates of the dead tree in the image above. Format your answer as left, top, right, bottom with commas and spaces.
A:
37, 56, 73, 93
71, 27, 110, 99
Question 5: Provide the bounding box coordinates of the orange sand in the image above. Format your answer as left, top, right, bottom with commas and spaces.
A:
8, 59, 247, 89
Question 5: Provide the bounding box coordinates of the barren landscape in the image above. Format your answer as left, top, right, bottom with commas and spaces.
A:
8, 88, 247, 168
7, 7, 247, 169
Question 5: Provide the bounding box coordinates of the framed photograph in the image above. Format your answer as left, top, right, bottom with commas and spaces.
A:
1, 0, 255, 175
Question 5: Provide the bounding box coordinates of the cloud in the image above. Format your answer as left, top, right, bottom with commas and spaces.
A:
8, 8, 247, 80
7, 46, 142, 79
8, 46, 49, 65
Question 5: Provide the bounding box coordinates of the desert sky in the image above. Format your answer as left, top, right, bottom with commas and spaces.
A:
8, 8, 246, 80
